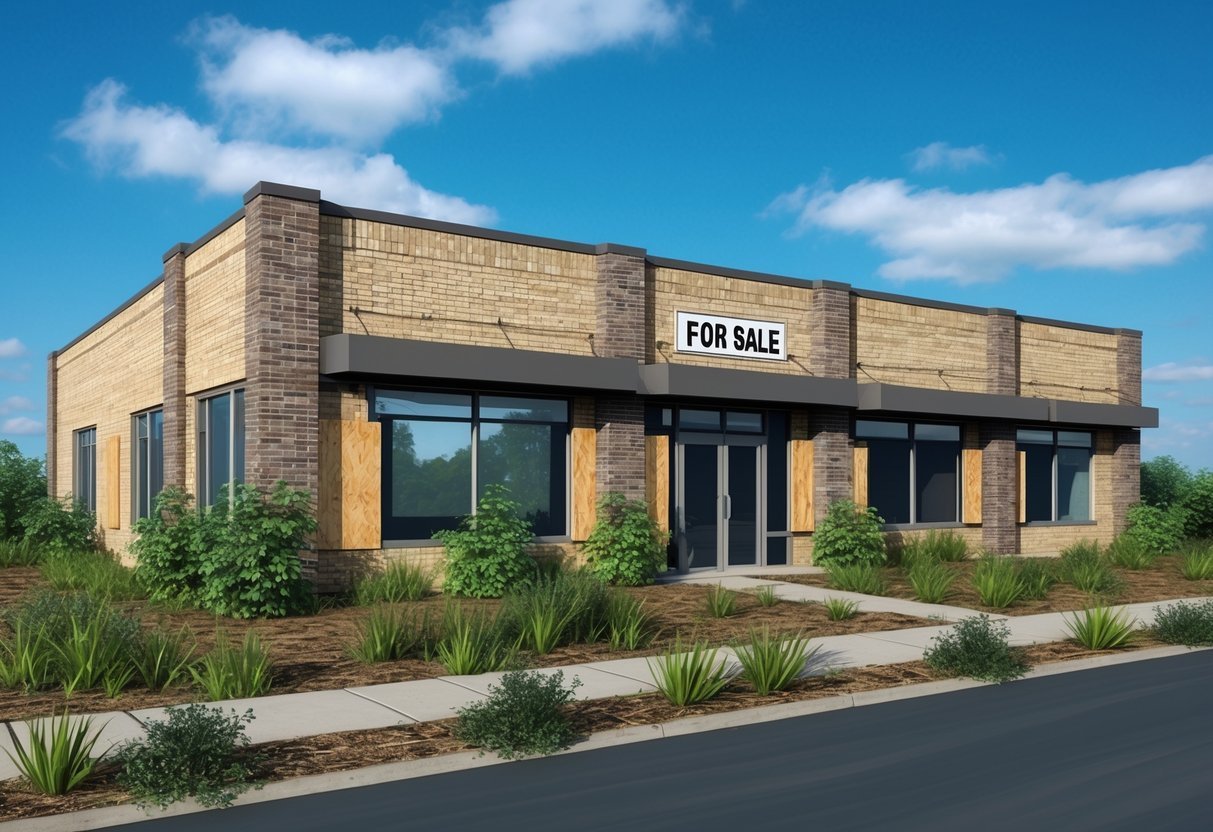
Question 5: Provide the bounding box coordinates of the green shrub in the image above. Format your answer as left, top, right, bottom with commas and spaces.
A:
130, 487, 204, 603
348, 606, 434, 664
1124, 504, 1188, 557
6, 713, 107, 796
40, 550, 142, 601
1153, 600, 1213, 646
1140, 455, 1191, 509
115, 704, 257, 808
1105, 535, 1155, 570
353, 560, 433, 605
582, 492, 668, 586
1180, 543, 1213, 580
0, 537, 41, 567
191, 631, 274, 700
972, 556, 1025, 608
454, 669, 581, 760
1065, 606, 1137, 649
1015, 558, 1058, 601
436, 604, 516, 675
704, 585, 737, 618
1181, 471, 1213, 539
0, 439, 47, 542
605, 594, 656, 651
647, 641, 735, 706
196, 483, 316, 619
823, 597, 859, 621
825, 562, 886, 595
811, 500, 887, 568
734, 627, 817, 695
502, 569, 610, 652
438, 485, 535, 598
133, 626, 196, 691
753, 585, 780, 607
907, 560, 956, 604
923, 615, 1027, 683
20, 498, 97, 555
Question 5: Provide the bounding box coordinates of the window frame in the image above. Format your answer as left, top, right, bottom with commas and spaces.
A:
854, 419, 963, 527
72, 426, 97, 513
1017, 427, 1094, 524
131, 408, 164, 522
197, 386, 245, 508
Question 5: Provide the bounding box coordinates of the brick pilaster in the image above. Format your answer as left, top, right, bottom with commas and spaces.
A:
981, 422, 1019, 553
595, 397, 646, 501
242, 183, 321, 498
46, 352, 57, 497
986, 308, 1018, 396
161, 246, 188, 489
1115, 329, 1142, 406
807, 281, 852, 379
1110, 428, 1141, 533
810, 408, 853, 525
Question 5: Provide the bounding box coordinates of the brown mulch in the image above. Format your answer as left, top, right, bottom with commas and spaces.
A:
779, 555, 1213, 616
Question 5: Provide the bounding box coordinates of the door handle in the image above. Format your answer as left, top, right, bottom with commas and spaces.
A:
724, 494, 732, 521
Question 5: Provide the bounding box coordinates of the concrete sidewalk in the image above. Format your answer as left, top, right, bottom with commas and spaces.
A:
1, 594, 1207, 782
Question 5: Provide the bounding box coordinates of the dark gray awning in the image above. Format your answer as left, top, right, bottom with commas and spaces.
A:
638, 363, 857, 407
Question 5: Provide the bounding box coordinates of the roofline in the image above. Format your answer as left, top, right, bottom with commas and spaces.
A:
57, 274, 165, 355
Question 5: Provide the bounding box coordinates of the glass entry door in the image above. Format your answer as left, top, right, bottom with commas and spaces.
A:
677, 437, 764, 571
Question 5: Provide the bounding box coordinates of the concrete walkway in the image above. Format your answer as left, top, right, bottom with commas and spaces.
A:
1, 593, 1207, 782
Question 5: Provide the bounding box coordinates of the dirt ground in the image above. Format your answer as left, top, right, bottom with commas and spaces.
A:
780, 555, 1213, 615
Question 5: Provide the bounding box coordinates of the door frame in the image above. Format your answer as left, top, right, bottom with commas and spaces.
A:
675, 433, 766, 572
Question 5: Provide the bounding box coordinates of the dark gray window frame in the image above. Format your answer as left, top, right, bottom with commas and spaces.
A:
1016, 428, 1094, 524
854, 419, 962, 527
132, 408, 164, 522
197, 386, 245, 508
72, 426, 97, 513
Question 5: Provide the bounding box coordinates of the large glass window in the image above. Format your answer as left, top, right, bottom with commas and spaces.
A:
133, 410, 164, 520
377, 391, 569, 540
198, 389, 245, 507
855, 421, 961, 525
1017, 429, 1092, 522
73, 427, 97, 513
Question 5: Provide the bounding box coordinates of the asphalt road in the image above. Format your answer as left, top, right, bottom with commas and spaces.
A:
113, 651, 1213, 832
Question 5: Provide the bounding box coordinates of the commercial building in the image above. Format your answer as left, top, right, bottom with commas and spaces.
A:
48, 182, 1158, 590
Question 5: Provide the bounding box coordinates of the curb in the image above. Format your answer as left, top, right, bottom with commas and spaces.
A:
5, 644, 1207, 831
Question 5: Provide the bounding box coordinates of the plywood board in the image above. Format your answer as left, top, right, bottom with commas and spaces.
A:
852, 445, 869, 508
962, 448, 982, 524
1017, 450, 1027, 525
572, 427, 597, 541
317, 420, 343, 550
105, 436, 120, 529
790, 439, 814, 532
318, 420, 381, 550
645, 435, 670, 533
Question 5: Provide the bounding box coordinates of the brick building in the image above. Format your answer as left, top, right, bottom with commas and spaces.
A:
48, 182, 1157, 590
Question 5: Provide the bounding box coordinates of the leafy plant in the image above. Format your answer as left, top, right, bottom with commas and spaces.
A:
115, 704, 258, 808
1015, 558, 1058, 601
1181, 471, 1213, 539
923, 615, 1027, 683
0, 537, 41, 567
131, 487, 204, 602
823, 597, 859, 621
1181, 544, 1213, 580
1153, 600, 1213, 646
647, 640, 735, 706
825, 562, 886, 595
907, 560, 956, 603
191, 631, 274, 700
133, 626, 197, 691
353, 560, 434, 605
704, 585, 737, 618
0, 439, 47, 542
436, 604, 515, 675
605, 593, 656, 651
454, 670, 581, 760
972, 556, 1025, 608
20, 497, 98, 555
438, 484, 535, 598
5, 713, 108, 795
1065, 606, 1137, 649
347, 606, 433, 664
753, 585, 780, 607
582, 492, 669, 586
734, 627, 817, 695
40, 549, 142, 601
1105, 535, 1155, 570
1140, 455, 1191, 509
811, 499, 887, 568
1123, 504, 1188, 557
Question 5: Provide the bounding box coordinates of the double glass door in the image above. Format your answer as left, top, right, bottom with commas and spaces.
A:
678, 436, 763, 571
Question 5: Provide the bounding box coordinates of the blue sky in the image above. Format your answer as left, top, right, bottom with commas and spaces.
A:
2, 1, 1211, 467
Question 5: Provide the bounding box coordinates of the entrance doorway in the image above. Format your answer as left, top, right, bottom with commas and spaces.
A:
677, 435, 764, 571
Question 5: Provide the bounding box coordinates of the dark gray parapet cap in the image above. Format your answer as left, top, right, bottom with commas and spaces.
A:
639, 364, 858, 407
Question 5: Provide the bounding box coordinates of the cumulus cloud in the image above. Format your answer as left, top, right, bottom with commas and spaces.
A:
1144, 362, 1213, 383
0, 339, 26, 359
767, 156, 1213, 283
909, 142, 996, 172
0, 396, 35, 415
1, 417, 43, 436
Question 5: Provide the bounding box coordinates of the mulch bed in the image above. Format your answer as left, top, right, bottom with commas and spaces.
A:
779, 555, 1213, 616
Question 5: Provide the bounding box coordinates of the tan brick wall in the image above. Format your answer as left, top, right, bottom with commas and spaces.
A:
854, 298, 987, 392
54, 285, 165, 556
1019, 322, 1118, 403
184, 220, 246, 396
649, 267, 814, 373
332, 218, 597, 355
314, 543, 584, 593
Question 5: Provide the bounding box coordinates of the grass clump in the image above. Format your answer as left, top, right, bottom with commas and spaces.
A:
115, 704, 258, 808
753, 585, 780, 607
40, 550, 143, 601
605, 593, 656, 651
6, 712, 108, 795
1065, 606, 1137, 649
704, 585, 737, 618
502, 569, 610, 653
1105, 535, 1156, 570
1015, 558, 1058, 601
734, 627, 817, 695
823, 597, 859, 621
825, 562, 886, 595
1180, 543, 1213, 580
454, 669, 581, 760
348, 606, 434, 664
648, 640, 735, 706
132, 626, 196, 691
1059, 540, 1123, 596
1153, 600, 1213, 646
898, 530, 969, 566
972, 556, 1025, 608
190, 631, 273, 701
436, 604, 515, 675
0, 538, 42, 567
923, 615, 1027, 683
353, 560, 433, 605
907, 560, 956, 604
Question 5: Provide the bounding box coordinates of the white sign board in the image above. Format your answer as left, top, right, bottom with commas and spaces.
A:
675, 312, 787, 361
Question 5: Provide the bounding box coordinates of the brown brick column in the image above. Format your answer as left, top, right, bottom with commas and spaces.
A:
807, 281, 853, 522
161, 245, 188, 489
1110, 329, 1144, 531
242, 183, 321, 499
981, 308, 1020, 552
46, 352, 57, 497
593, 244, 646, 501
986, 308, 1018, 396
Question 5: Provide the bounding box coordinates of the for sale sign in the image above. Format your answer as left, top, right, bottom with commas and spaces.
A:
675, 312, 787, 361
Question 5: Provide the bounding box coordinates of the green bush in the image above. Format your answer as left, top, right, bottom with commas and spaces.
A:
1015, 558, 1058, 601
605, 593, 656, 651
191, 631, 274, 700
436, 604, 516, 675
823, 597, 859, 620
907, 560, 956, 604
825, 562, 886, 595
1181, 471, 1213, 539
923, 615, 1027, 683
1140, 455, 1191, 509
734, 627, 817, 695
811, 500, 887, 568
454, 670, 581, 760
6, 713, 107, 796
1105, 535, 1155, 570
1180, 543, 1213, 580
972, 556, 1025, 608
1066, 606, 1137, 649
115, 704, 258, 808
1153, 600, 1213, 646
40, 550, 142, 601
647, 640, 735, 706
439, 485, 535, 598
131, 488, 204, 603
704, 584, 737, 617
582, 493, 668, 586
353, 560, 433, 605
348, 606, 434, 664
0, 440, 46, 542
20, 497, 97, 555
1124, 504, 1188, 557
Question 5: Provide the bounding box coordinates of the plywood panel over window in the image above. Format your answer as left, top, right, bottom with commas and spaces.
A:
645, 435, 670, 533
572, 427, 597, 541
318, 420, 381, 550
852, 445, 869, 508
105, 436, 120, 530
962, 449, 983, 524
790, 439, 814, 532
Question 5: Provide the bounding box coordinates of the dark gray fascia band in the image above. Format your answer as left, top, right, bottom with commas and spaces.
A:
857, 383, 1051, 421
638, 364, 858, 407
319, 335, 639, 392
1049, 399, 1159, 429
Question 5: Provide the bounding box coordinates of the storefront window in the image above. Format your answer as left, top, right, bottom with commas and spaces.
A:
1018, 429, 1092, 522
198, 389, 244, 507
856, 420, 960, 525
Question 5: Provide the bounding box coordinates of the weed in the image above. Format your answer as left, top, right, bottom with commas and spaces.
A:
190, 631, 274, 701
454, 670, 582, 760
704, 585, 737, 618
6, 713, 108, 795
823, 597, 859, 621
923, 615, 1027, 683
972, 556, 1025, 608
907, 560, 956, 604
825, 563, 886, 595
734, 627, 818, 695
352, 560, 433, 605
647, 640, 735, 706
1153, 600, 1213, 646
1065, 606, 1137, 649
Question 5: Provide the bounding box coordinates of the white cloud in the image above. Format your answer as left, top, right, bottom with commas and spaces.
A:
1, 417, 43, 436
0, 338, 26, 359
1144, 362, 1213, 382
767, 156, 1213, 283
909, 142, 996, 172
0, 396, 35, 415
